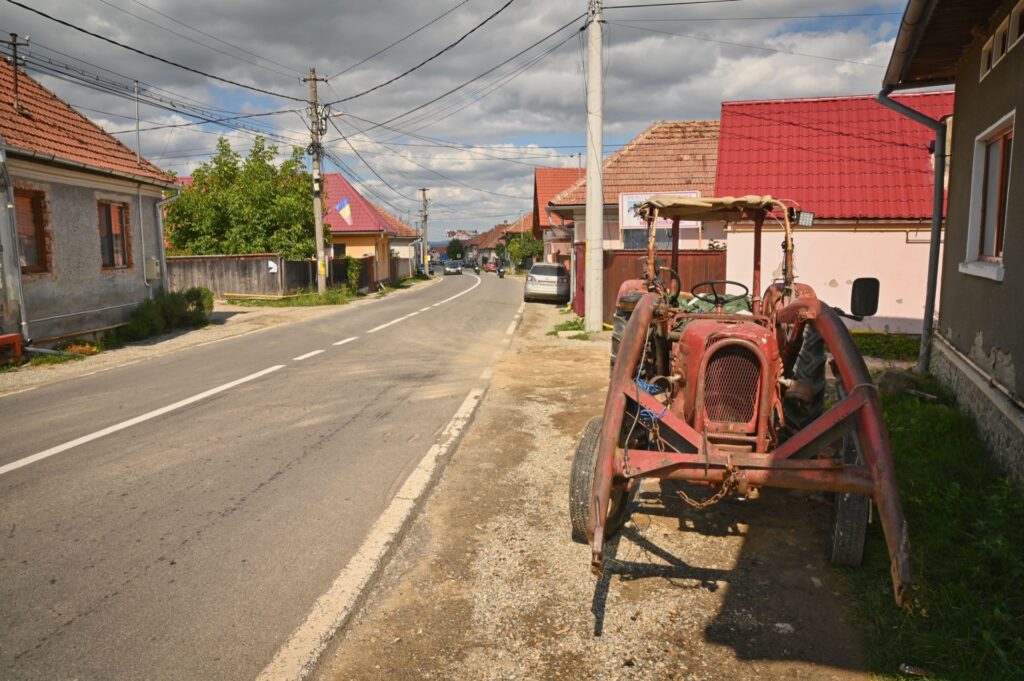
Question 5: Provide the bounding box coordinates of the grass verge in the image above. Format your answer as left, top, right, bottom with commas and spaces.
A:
547, 316, 585, 336
851, 332, 921, 361
231, 286, 354, 307
842, 375, 1024, 680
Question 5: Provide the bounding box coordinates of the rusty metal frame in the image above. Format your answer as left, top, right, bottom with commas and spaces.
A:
587, 292, 912, 606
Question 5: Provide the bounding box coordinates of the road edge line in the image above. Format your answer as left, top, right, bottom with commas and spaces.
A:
256, 387, 487, 681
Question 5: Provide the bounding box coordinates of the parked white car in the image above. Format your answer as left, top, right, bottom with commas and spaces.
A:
524, 263, 570, 303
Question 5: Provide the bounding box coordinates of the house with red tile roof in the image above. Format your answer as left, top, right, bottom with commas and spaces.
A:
0, 59, 175, 342
365, 199, 422, 278
322, 173, 399, 285
533, 167, 581, 265
548, 120, 720, 250
716, 91, 954, 333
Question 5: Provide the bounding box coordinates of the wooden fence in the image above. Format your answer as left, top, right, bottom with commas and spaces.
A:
167, 254, 378, 297
572, 245, 727, 322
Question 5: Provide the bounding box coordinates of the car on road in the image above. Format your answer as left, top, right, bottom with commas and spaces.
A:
524, 263, 570, 302
485, 261, 497, 272
444, 260, 464, 275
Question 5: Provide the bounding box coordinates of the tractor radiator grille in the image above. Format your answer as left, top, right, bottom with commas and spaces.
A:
703, 345, 761, 424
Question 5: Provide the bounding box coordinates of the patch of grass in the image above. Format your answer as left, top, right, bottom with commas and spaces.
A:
842, 376, 1024, 680
566, 332, 590, 341
232, 286, 354, 307
852, 332, 921, 361
29, 352, 84, 366
547, 316, 585, 336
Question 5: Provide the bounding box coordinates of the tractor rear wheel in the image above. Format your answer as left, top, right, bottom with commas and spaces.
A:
570, 416, 635, 544
829, 434, 871, 567
784, 325, 826, 437
610, 310, 629, 376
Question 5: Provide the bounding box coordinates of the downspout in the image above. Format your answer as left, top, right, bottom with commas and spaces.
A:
138, 183, 150, 296
0, 144, 29, 340
156, 188, 180, 293
876, 88, 946, 374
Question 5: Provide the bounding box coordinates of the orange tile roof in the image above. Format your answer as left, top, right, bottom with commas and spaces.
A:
476, 223, 511, 249
550, 120, 719, 206
366, 199, 420, 238
0, 59, 172, 185
534, 167, 581, 227
506, 211, 534, 235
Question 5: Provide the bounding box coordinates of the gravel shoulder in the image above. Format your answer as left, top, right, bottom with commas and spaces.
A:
0, 278, 438, 398
316, 303, 870, 680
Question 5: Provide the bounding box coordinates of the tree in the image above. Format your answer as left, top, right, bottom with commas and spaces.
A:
166, 137, 316, 259
507, 234, 543, 268
446, 238, 466, 260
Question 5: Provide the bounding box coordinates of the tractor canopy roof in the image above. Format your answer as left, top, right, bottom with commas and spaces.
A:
635, 195, 783, 223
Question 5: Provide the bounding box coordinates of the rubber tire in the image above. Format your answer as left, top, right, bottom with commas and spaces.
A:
570, 416, 634, 544
829, 434, 870, 567
609, 310, 629, 376
784, 325, 826, 436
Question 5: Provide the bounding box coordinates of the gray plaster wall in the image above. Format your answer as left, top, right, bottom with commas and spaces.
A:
14, 172, 163, 342
939, 0, 1024, 394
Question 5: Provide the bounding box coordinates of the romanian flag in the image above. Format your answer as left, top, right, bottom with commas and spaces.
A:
335, 198, 352, 225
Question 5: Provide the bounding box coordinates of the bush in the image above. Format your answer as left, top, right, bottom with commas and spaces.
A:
346, 257, 362, 294
108, 287, 214, 345
851, 332, 920, 361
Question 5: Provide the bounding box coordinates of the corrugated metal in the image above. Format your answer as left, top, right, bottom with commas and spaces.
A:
715, 92, 954, 220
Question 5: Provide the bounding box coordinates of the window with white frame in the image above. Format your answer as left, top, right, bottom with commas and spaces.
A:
1013, 1, 1024, 48
981, 37, 994, 78
961, 112, 1015, 280
995, 18, 1010, 63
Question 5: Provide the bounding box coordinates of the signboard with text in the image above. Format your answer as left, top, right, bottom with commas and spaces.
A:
618, 190, 701, 232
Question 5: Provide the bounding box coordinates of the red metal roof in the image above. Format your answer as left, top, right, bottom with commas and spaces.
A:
0, 59, 171, 185
534, 167, 581, 227
322, 173, 391, 234
715, 91, 954, 220
366, 199, 419, 238
550, 120, 719, 206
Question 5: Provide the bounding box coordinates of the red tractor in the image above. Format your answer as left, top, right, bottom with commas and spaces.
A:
569, 195, 912, 606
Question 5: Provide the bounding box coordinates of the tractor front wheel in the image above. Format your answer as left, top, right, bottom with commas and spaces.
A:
829, 434, 870, 566
570, 416, 635, 544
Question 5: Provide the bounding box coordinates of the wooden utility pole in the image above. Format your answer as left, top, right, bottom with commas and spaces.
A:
304, 68, 327, 294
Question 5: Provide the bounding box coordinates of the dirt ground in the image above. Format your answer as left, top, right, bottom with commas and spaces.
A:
316, 302, 871, 681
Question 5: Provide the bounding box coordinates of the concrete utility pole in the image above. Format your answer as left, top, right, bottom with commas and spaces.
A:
4, 33, 30, 112
420, 188, 430, 273
304, 68, 327, 294
134, 80, 141, 166
584, 0, 604, 332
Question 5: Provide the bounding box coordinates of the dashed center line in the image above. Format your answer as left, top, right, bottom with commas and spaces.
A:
332, 337, 358, 347
293, 350, 325, 361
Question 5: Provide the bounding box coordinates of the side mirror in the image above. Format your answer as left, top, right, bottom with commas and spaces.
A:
850, 277, 879, 317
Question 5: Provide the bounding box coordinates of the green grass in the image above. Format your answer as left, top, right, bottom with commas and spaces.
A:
842, 376, 1024, 680
566, 332, 590, 341
231, 287, 354, 307
547, 316, 585, 336
852, 332, 921, 361
29, 353, 85, 366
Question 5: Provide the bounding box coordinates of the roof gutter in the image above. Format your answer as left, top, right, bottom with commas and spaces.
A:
882, 0, 943, 90
876, 86, 947, 374
1, 144, 175, 189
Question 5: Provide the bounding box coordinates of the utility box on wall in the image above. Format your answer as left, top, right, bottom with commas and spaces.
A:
144, 256, 160, 281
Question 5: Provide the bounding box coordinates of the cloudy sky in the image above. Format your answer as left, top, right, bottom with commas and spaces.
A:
3, 0, 906, 236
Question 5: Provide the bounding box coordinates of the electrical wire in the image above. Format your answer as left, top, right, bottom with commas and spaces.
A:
92, 0, 299, 79
4, 0, 306, 101
327, 0, 472, 80
326, 0, 518, 104
327, 117, 418, 201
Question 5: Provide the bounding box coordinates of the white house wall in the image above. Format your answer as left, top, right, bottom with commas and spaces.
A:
725, 226, 941, 334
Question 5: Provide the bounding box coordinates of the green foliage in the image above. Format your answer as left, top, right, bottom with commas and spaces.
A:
166, 137, 316, 259
547, 317, 585, 336
346, 256, 362, 293
231, 286, 353, 307
446, 238, 466, 260
29, 352, 84, 366
843, 378, 1024, 680
507, 234, 543, 267
109, 287, 213, 344
852, 332, 921, 361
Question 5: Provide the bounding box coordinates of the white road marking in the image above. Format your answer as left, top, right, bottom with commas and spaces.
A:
479, 367, 493, 380
419, 306, 430, 312
332, 337, 357, 347
0, 365, 286, 478
292, 350, 324, 361
257, 388, 486, 681
505, 319, 518, 336
367, 274, 481, 333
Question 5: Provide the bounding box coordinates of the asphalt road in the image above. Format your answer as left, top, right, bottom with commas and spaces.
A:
0, 272, 523, 681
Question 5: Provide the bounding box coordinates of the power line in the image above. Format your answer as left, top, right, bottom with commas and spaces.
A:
92, 0, 298, 79
326, 0, 518, 104
608, 21, 885, 68
327, 116, 418, 201
604, 0, 740, 8
327, 0, 471, 80
128, 0, 303, 74
108, 110, 301, 134
4, 0, 306, 101
609, 12, 901, 22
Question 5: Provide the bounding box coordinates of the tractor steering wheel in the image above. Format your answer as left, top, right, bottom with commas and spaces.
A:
691, 280, 750, 307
